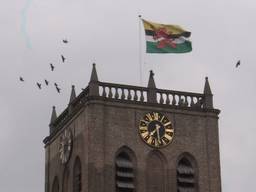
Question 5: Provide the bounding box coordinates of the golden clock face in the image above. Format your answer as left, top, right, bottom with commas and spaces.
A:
139, 112, 174, 148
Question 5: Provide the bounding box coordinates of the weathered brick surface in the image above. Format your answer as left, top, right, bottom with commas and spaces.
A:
45, 99, 221, 192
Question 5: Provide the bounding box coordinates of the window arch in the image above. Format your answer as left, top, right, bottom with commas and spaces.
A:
115, 146, 136, 192
177, 153, 198, 192
146, 150, 167, 192
73, 157, 82, 192
52, 176, 59, 192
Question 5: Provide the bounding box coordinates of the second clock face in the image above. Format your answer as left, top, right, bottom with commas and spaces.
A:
59, 129, 73, 164
139, 112, 174, 148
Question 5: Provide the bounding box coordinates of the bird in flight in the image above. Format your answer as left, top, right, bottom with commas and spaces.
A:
45, 79, 49, 86
50, 63, 54, 71
55, 86, 61, 93
36, 82, 42, 89
61, 55, 66, 63
19, 77, 24, 82
236, 60, 241, 68
63, 39, 68, 44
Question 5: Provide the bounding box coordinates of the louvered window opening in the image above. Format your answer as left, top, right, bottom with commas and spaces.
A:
116, 152, 135, 192
177, 158, 196, 192
74, 171, 81, 192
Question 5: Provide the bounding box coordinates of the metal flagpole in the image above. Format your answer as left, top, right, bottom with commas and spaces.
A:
138, 15, 143, 86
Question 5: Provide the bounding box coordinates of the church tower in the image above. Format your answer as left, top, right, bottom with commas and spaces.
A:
43, 64, 221, 192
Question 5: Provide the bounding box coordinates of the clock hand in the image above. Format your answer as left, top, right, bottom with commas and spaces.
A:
150, 124, 161, 138
156, 126, 161, 143
150, 128, 157, 136
156, 124, 161, 143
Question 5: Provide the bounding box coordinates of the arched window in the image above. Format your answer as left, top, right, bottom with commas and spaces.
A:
52, 176, 59, 192
73, 157, 82, 192
177, 153, 198, 192
115, 146, 136, 192
146, 150, 167, 192
62, 168, 69, 192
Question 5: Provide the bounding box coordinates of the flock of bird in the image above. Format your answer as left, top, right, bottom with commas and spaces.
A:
19, 39, 69, 93
19, 40, 241, 94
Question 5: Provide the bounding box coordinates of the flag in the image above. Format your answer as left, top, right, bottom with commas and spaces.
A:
142, 19, 192, 53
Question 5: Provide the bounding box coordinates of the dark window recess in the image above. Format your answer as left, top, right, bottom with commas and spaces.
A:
73, 158, 82, 192
177, 157, 196, 192
116, 152, 135, 192
52, 177, 59, 192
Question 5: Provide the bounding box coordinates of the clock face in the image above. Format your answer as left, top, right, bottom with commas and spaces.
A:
59, 129, 73, 164
139, 112, 174, 148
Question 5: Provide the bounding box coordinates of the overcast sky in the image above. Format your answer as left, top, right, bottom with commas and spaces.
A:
1, 0, 256, 191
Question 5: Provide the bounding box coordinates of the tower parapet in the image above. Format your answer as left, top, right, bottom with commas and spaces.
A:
44, 64, 219, 144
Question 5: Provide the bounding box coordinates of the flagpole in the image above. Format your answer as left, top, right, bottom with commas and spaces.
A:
138, 15, 142, 86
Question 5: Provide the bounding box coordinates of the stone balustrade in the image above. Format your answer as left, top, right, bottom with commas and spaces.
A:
98, 82, 204, 109
48, 80, 208, 139
98, 82, 148, 102
156, 89, 204, 108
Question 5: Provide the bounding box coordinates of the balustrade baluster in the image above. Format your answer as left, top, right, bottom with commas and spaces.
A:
172, 94, 176, 105
198, 97, 203, 108
121, 89, 125, 100
134, 90, 138, 101
140, 91, 144, 102
178, 95, 182, 106
159, 93, 164, 104
185, 96, 189, 107
191, 97, 195, 107
166, 94, 170, 104
127, 90, 132, 100
115, 88, 119, 99
102, 86, 106, 97
108, 87, 113, 98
